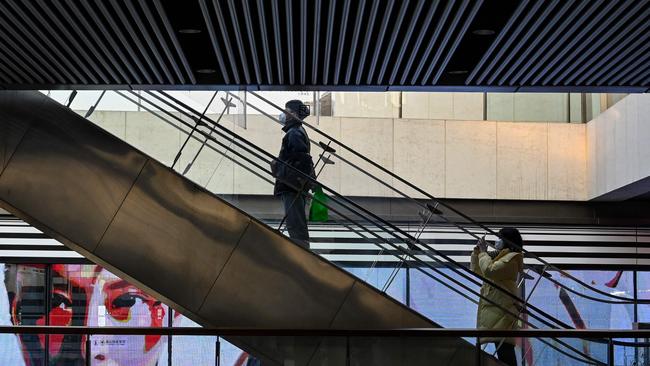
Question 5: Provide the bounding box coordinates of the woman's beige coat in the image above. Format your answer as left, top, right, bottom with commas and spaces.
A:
471, 248, 524, 345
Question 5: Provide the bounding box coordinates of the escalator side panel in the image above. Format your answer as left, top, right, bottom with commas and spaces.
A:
329, 281, 432, 329
448, 343, 503, 366
198, 220, 356, 329
95, 159, 252, 313
0, 91, 43, 173
0, 92, 148, 250
0, 91, 503, 366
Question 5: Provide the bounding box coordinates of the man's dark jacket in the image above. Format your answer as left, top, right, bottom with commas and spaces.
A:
272, 119, 314, 196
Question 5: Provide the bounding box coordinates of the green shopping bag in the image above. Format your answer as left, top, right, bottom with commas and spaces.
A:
309, 186, 329, 222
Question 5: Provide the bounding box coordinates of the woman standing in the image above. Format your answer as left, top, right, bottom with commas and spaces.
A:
471, 228, 524, 366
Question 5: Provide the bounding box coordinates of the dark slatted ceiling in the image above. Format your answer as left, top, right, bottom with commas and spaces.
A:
466, 0, 650, 90
0, 0, 647, 91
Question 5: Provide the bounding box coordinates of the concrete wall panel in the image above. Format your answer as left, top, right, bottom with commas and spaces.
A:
548, 123, 586, 200
587, 94, 650, 200
445, 121, 497, 199
496, 122, 548, 200
340, 117, 394, 197
393, 119, 445, 198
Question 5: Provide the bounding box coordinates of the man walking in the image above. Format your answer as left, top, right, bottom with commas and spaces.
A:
272, 100, 314, 249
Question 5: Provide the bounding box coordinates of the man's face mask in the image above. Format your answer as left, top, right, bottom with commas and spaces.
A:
278, 112, 286, 125
495, 238, 504, 250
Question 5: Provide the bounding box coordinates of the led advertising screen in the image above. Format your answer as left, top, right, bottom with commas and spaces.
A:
0, 263, 255, 366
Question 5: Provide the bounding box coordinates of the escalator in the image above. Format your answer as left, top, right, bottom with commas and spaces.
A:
29, 88, 634, 365
0, 91, 504, 365
107, 89, 621, 365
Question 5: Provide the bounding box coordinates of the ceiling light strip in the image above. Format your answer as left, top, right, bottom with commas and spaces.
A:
538, 0, 622, 86
21, 0, 99, 83
493, 0, 562, 86
387, 0, 426, 85
47, 0, 119, 84
152, 0, 195, 84
430, 0, 483, 85
377, 0, 411, 84
509, 0, 591, 86
65, 0, 134, 84
332, 0, 350, 85
5, 0, 83, 83
465, 0, 530, 85
227, 0, 252, 84
198, 0, 230, 83
523, 0, 605, 85
0, 21, 51, 83
270, 0, 284, 84
398, 0, 439, 85
584, 31, 650, 86
0, 39, 34, 83
284, 0, 295, 85
299, 0, 307, 85
255, 0, 273, 84
554, 1, 642, 86
212, 0, 242, 84
355, 0, 380, 85
344, 0, 366, 85
475, 0, 545, 85
322, 0, 337, 84
365, 0, 396, 84
409, 0, 455, 85
311, 0, 321, 84
123, 0, 174, 84
241, 0, 261, 85
609, 48, 650, 85
93, 0, 153, 84
138, 0, 183, 84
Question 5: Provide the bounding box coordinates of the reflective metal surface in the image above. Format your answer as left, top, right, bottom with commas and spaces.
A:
0, 90, 500, 365
0, 92, 148, 250
95, 159, 251, 313
331, 281, 432, 329
199, 220, 355, 328
0, 91, 45, 173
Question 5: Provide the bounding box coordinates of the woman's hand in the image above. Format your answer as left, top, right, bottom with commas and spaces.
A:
477, 236, 488, 252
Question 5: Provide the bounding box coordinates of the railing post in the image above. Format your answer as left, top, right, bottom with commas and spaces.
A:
607, 338, 614, 366
215, 336, 221, 366
476, 339, 482, 366
346, 336, 351, 366
85, 334, 91, 366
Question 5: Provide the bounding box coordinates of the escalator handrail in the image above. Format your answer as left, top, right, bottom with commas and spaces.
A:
83, 90, 601, 365
146, 90, 578, 330
246, 90, 645, 304
229, 91, 642, 306
122, 90, 565, 331
110, 92, 602, 365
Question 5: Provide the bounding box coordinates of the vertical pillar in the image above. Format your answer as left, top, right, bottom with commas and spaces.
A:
85, 335, 91, 366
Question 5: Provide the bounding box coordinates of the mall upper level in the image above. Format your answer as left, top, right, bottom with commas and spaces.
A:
48, 90, 649, 203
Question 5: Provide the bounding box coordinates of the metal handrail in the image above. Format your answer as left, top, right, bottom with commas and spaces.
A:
245, 90, 647, 305
62, 90, 598, 363
130, 91, 604, 365
149, 90, 571, 330
1, 325, 649, 339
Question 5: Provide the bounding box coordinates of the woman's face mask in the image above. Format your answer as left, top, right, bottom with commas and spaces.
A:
495, 238, 504, 250
278, 112, 286, 125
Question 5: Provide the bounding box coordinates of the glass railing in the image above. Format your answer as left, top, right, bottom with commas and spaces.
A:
4, 326, 650, 366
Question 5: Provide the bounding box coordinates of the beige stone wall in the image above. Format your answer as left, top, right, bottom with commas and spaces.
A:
586, 94, 650, 199
87, 110, 588, 201
333, 91, 584, 123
